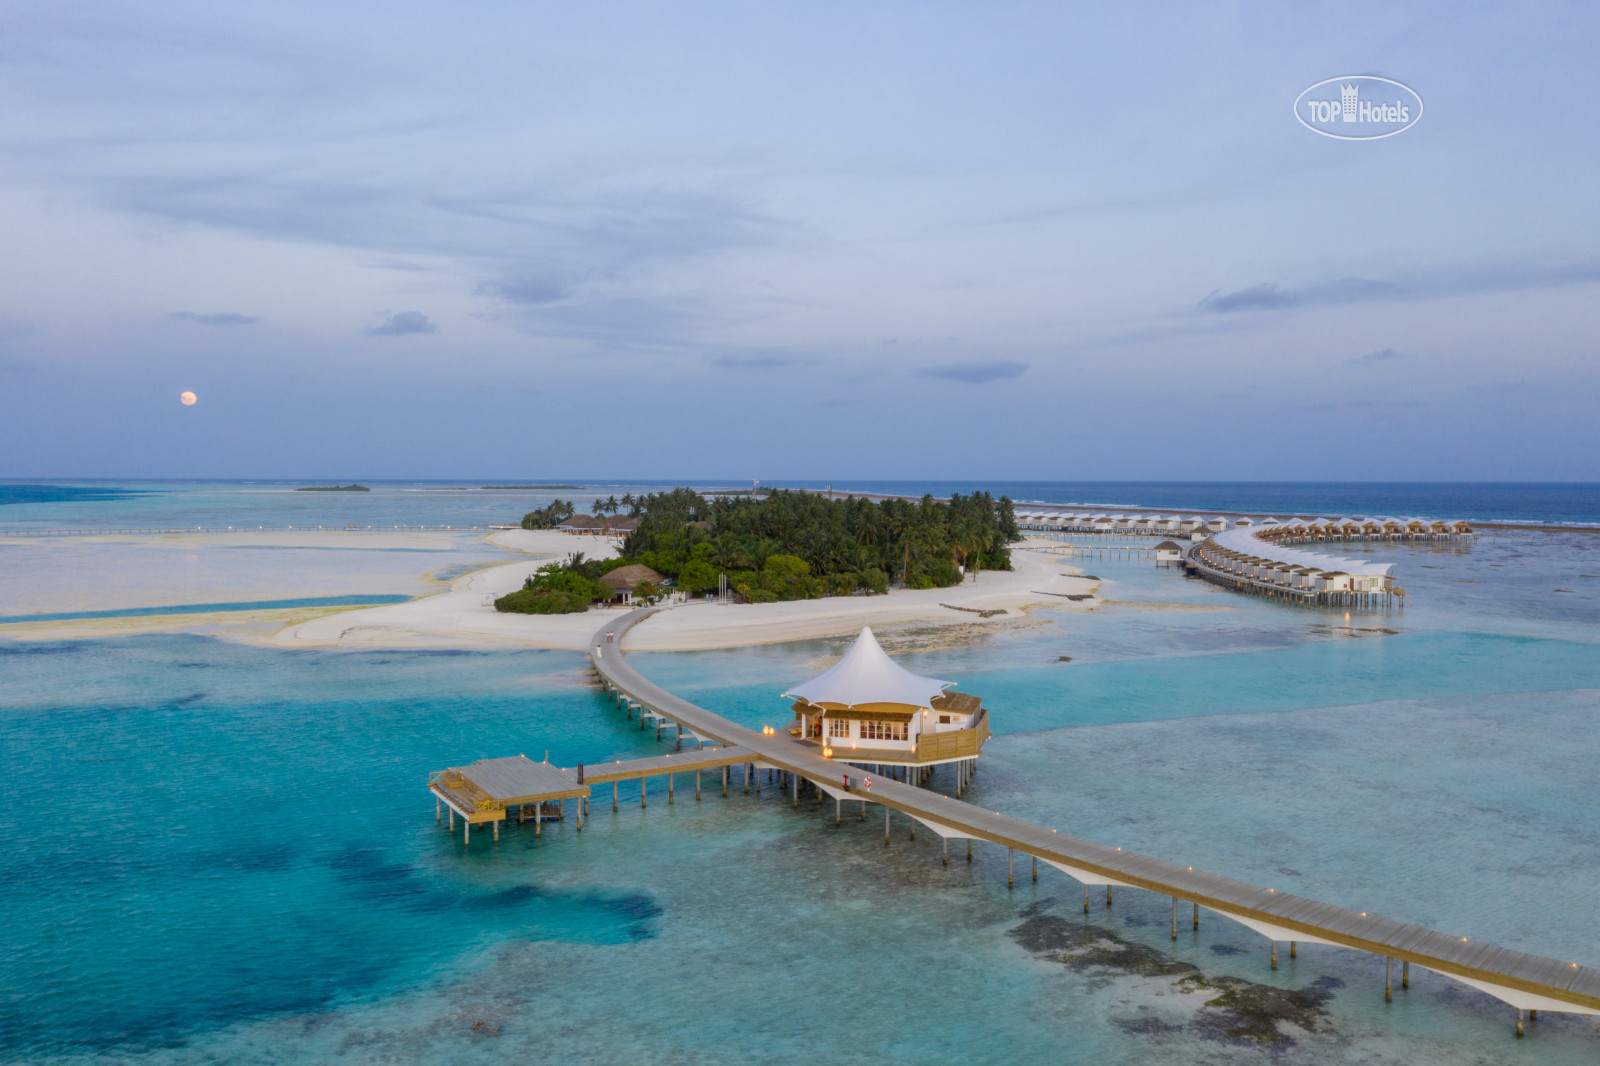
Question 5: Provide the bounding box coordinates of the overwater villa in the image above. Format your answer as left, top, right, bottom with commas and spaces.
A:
783, 627, 989, 783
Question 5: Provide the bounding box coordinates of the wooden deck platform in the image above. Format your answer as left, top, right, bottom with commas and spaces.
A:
430, 755, 586, 824
429, 747, 759, 824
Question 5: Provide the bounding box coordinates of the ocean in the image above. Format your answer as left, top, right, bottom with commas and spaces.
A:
5, 479, 1600, 531
1, 482, 1598, 1063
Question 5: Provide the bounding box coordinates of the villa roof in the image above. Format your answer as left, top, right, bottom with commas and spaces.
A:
1155, 540, 1182, 551
783, 626, 951, 709
561, 514, 604, 528
600, 563, 666, 590
930, 691, 982, 716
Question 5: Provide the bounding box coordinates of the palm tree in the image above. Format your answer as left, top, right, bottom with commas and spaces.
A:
960, 520, 985, 582
884, 506, 912, 586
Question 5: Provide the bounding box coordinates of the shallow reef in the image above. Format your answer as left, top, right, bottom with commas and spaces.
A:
1009, 906, 1337, 1047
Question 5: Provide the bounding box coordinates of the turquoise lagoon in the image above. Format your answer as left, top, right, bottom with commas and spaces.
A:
3, 530, 1600, 1062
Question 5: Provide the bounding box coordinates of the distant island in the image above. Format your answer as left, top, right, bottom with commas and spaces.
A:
295, 484, 370, 492
482, 484, 584, 490
518, 487, 1018, 601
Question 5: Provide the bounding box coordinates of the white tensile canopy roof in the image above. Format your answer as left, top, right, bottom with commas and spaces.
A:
782, 626, 951, 709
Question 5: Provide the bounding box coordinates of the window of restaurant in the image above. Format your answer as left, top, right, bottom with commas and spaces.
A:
828, 718, 850, 739
862, 720, 908, 742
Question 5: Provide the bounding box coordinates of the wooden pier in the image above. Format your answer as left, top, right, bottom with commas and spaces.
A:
432, 608, 1600, 1035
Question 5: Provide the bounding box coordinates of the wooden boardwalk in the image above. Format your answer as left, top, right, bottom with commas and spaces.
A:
431, 746, 755, 828
584, 609, 1600, 1029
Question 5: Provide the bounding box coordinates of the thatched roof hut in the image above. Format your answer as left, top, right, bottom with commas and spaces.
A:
600, 564, 666, 592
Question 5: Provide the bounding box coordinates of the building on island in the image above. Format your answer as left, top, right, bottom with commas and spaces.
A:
600, 563, 666, 605
782, 627, 989, 778
559, 513, 640, 536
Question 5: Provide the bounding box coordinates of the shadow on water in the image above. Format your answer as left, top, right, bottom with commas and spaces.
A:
1010, 901, 1337, 1048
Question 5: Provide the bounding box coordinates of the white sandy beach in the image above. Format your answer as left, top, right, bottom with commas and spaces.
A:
268, 533, 1099, 651
0, 527, 1098, 649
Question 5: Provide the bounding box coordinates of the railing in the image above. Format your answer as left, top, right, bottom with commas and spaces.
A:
428, 769, 500, 811
914, 708, 989, 761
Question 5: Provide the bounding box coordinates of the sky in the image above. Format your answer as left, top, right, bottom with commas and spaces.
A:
1, 1, 1597, 481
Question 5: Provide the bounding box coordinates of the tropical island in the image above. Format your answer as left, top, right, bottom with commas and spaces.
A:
294, 484, 369, 492
499, 487, 1019, 613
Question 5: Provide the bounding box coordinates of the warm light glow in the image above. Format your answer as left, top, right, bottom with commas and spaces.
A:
179, 390, 197, 405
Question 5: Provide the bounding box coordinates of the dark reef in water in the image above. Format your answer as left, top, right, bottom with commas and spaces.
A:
1009, 909, 1336, 1047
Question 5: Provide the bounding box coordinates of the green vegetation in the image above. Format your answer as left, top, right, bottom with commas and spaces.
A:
613, 487, 1016, 601
519, 493, 632, 528
519, 499, 578, 529
493, 553, 613, 614
295, 484, 369, 492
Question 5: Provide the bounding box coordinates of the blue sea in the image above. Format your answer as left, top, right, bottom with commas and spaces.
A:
5, 479, 1600, 531
2, 482, 1599, 1063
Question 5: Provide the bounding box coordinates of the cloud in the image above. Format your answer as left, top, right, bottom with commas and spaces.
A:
916, 360, 1028, 384
1199, 261, 1600, 315
477, 276, 566, 305
710, 350, 808, 371
172, 311, 259, 326
1350, 347, 1400, 364
1291, 397, 1426, 414
368, 311, 437, 336
1197, 283, 1297, 312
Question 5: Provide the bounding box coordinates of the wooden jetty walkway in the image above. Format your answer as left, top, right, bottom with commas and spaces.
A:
432, 608, 1600, 1036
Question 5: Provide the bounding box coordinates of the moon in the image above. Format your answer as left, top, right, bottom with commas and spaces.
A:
180, 391, 197, 406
